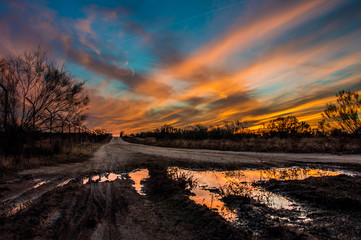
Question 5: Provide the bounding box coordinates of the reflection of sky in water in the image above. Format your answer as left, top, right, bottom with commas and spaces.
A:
4, 168, 342, 220
129, 169, 149, 195
82, 169, 149, 195
5, 200, 33, 217
5, 170, 150, 218
82, 173, 125, 184
169, 167, 343, 222
57, 179, 73, 187
192, 187, 238, 221
32, 179, 50, 189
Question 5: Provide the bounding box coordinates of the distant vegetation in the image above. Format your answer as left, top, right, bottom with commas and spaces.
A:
320, 90, 361, 135
0, 48, 112, 172
125, 90, 361, 153
128, 90, 360, 140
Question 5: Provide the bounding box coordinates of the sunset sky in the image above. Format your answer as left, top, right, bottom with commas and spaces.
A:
1, 0, 361, 134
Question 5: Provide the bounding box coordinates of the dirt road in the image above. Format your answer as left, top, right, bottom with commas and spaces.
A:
16, 138, 361, 177
116, 138, 361, 166
1, 138, 360, 239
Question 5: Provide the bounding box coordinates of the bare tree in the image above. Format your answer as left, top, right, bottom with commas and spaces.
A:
321, 90, 361, 134
0, 48, 89, 135
267, 116, 310, 137
0, 58, 18, 130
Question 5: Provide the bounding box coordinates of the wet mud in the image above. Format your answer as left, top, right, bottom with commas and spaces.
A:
0, 172, 247, 240
258, 175, 361, 239
1, 138, 361, 239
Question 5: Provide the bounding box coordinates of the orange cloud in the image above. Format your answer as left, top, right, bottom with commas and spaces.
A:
166, 0, 342, 79
2, 0, 359, 135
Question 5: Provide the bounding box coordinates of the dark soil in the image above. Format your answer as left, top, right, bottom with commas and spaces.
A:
0, 179, 240, 240
261, 175, 361, 211
222, 196, 311, 239
143, 163, 249, 240
2, 164, 361, 239
2, 138, 361, 240
258, 175, 361, 239
0, 162, 250, 240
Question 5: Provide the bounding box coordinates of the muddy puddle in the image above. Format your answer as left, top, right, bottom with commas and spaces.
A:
128, 169, 149, 195
2, 169, 150, 218
1, 166, 347, 227
168, 167, 345, 224
82, 169, 149, 195
77, 167, 347, 224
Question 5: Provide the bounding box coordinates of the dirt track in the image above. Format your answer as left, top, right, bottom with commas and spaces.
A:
1, 138, 361, 239
16, 138, 361, 177
116, 138, 361, 166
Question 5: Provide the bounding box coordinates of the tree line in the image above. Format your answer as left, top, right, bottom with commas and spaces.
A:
130, 90, 361, 140
0, 48, 111, 152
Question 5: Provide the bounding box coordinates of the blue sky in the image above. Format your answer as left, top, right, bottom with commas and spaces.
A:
1, 0, 361, 133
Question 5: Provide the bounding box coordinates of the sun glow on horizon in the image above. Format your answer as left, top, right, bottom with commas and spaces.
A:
1, 0, 361, 134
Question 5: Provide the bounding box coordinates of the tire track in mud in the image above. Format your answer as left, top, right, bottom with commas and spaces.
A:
1, 178, 219, 240
2, 138, 359, 239
52, 180, 143, 240
1, 180, 140, 239
0, 177, 71, 218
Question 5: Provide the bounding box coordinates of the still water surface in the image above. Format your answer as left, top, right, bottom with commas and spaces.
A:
167, 167, 343, 221
4, 166, 344, 223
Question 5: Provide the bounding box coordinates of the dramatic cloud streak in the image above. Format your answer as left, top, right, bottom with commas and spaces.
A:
1, 0, 361, 134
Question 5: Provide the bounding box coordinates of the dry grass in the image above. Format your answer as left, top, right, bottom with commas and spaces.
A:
126, 136, 361, 154
260, 174, 361, 211
0, 140, 106, 174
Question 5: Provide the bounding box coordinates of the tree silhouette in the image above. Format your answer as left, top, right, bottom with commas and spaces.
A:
266, 116, 310, 137
321, 90, 361, 134
0, 48, 89, 134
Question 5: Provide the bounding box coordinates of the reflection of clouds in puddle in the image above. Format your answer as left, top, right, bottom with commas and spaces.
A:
99, 173, 124, 183
32, 179, 49, 189
170, 167, 344, 223
82, 173, 125, 184
81, 169, 149, 195
243, 183, 295, 209
92, 175, 100, 181
129, 169, 149, 195
57, 179, 73, 187
4, 171, 150, 218
5, 200, 33, 217
190, 188, 238, 221
106, 173, 122, 181
259, 168, 340, 181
